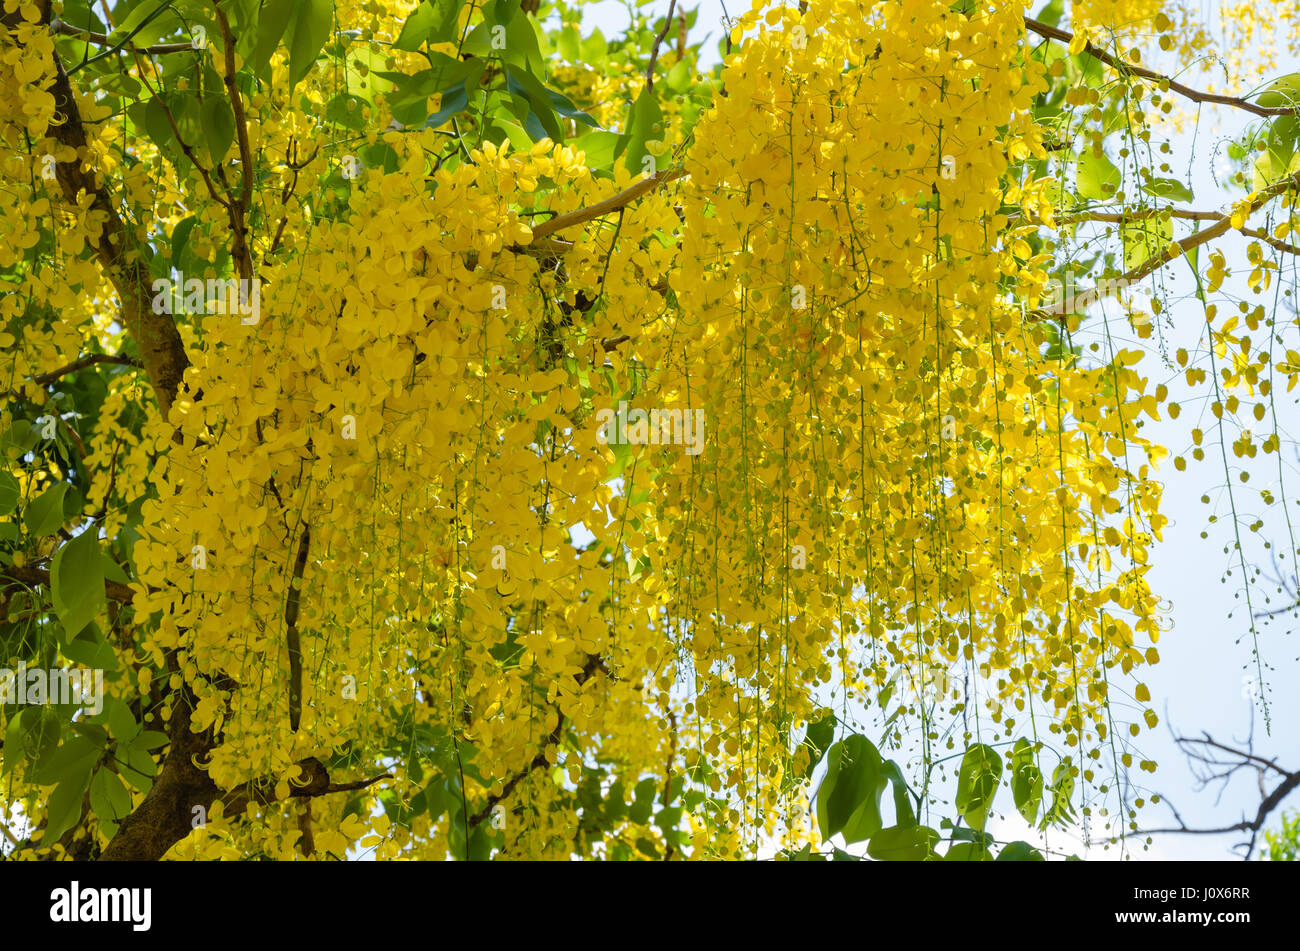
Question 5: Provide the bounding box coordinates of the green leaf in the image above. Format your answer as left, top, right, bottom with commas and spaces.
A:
492, 0, 522, 21
0, 470, 19, 514
106, 0, 171, 47
866, 824, 939, 860
245, 0, 296, 78
387, 58, 477, 126
572, 130, 621, 171
171, 216, 198, 272
619, 85, 663, 175
880, 759, 917, 827
285, 0, 333, 92
1041, 761, 1077, 830
63, 623, 119, 673
126, 744, 158, 778
20, 708, 62, 770
425, 80, 471, 129
799, 712, 836, 780
1033, 0, 1064, 29
51, 530, 104, 640
629, 777, 657, 824
1076, 149, 1120, 201
102, 555, 129, 585
502, 9, 544, 74
1010, 738, 1044, 824
90, 766, 130, 825
33, 733, 101, 787
666, 59, 691, 92
1254, 116, 1300, 187
557, 25, 581, 61
580, 27, 607, 64
506, 64, 563, 141
117, 757, 153, 794
816, 734, 885, 844
327, 91, 373, 129
138, 95, 185, 164
491, 117, 536, 154
105, 767, 130, 815
44, 766, 93, 843
1122, 216, 1172, 271
955, 743, 1002, 832
135, 730, 170, 751
24, 482, 69, 537
201, 95, 235, 165
997, 840, 1046, 861
1, 419, 38, 455
546, 85, 600, 128
654, 805, 683, 833
394, 1, 439, 51
1146, 177, 1194, 203
943, 841, 994, 861
1255, 73, 1300, 108
106, 696, 139, 743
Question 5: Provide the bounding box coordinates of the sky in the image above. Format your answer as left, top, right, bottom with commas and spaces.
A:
564, 0, 1300, 859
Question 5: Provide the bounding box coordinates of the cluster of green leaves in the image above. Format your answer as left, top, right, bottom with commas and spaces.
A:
1, 377, 157, 850
1017, 0, 1196, 306
369, 717, 497, 859
1223, 75, 1300, 192
785, 724, 1084, 860
3, 679, 163, 847
1260, 810, 1299, 861
365, 699, 722, 858
56, 0, 717, 238
384, 0, 718, 178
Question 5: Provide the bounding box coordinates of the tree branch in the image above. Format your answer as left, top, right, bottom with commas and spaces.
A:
1032, 167, 1300, 321
1240, 226, 1300, 257
467, 653, 606, 830
2, 564, 136, 604
6, 6, 192, 420
529, 166, 687, 242
50, 18, 196, 54
27, 353, 141, 387
212, 2, 255, 281
1115, 733, 1300, 858
645, 0, 678, 93
1023, 16, 1296, 118
285, 522, 311, 733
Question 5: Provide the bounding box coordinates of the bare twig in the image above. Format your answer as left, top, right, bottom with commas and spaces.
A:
1116, 732, 1300, 858
645, 0, 678, 92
